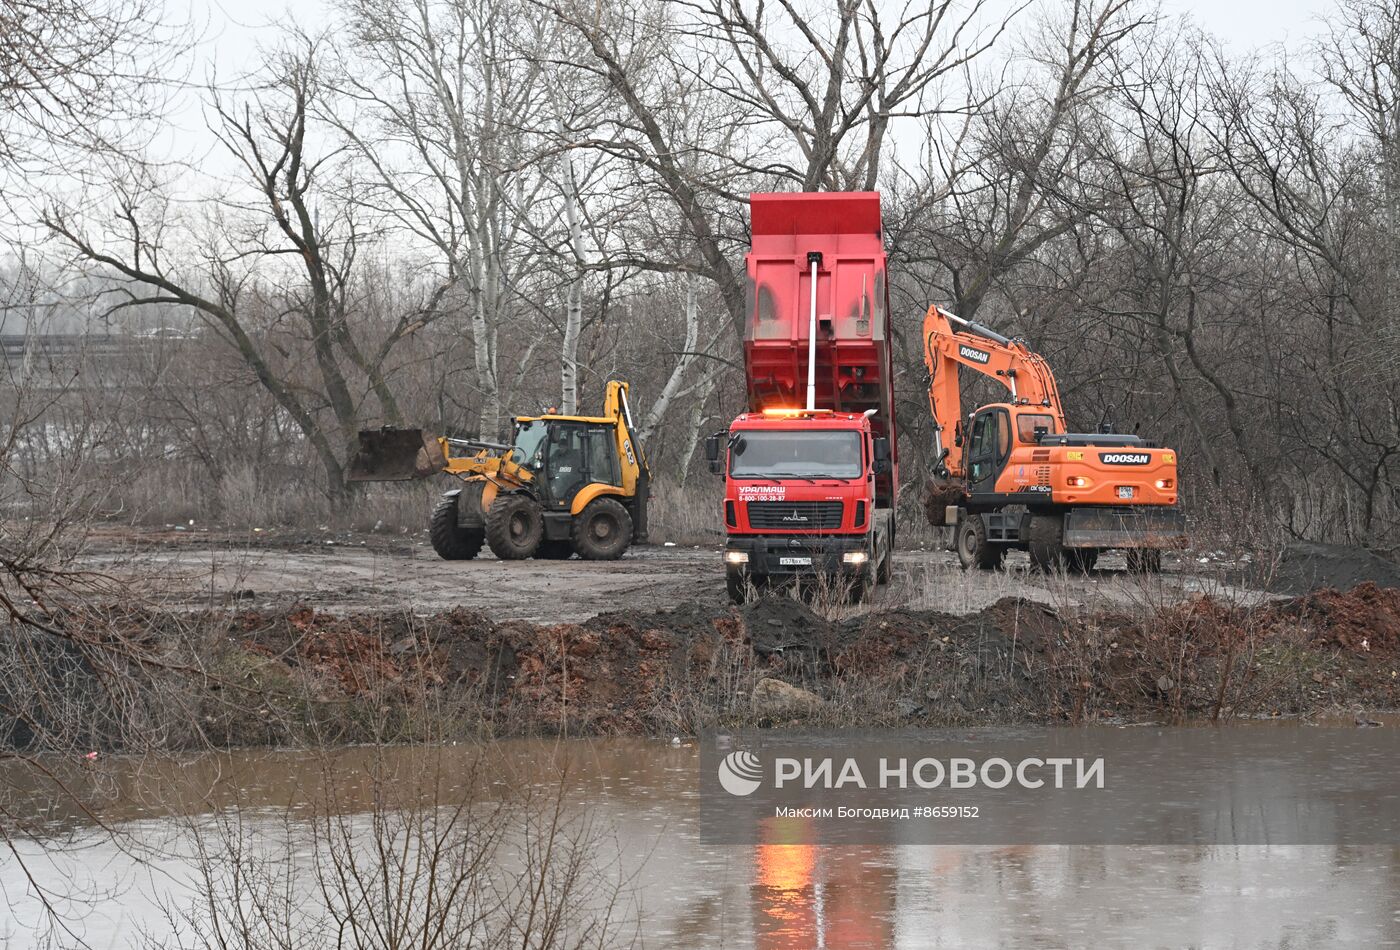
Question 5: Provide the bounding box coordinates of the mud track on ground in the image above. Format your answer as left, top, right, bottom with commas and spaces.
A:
81, 528, 1283, 623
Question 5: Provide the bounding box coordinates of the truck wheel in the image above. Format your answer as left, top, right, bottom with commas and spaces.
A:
1068, 548, 1099, 573
572, 497, 633, 560
847, 568, 874, 603
429, 495, 484, 561
485, 494, 543, 560
1028, 513, 1068, 572
535, 540, 574, 560
726, 570, 751, 604
1126, 549, 1162, 573
877, 537, 893, 584
956, 514, 1005, 571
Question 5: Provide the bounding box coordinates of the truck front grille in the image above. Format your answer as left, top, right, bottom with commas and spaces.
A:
746, 501, 844, 530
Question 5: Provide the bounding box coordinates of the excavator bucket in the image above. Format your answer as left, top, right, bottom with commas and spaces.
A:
347, 428, 448, 481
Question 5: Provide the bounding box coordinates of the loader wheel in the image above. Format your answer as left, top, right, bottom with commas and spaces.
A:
429, 495, 484, 561
572, 497, 633, 560
1028, 513, 1068, 572
536, 540, 574, 560
1126, 549, 1162, 574
485, 494, 543, 560
956, 514, 1005, 571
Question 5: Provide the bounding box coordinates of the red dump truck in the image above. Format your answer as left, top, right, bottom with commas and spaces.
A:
705, 192, 897, 603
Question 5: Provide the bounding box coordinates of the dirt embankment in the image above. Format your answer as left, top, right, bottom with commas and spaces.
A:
1266, 540, 1400, 595
140, 580, 1400, 745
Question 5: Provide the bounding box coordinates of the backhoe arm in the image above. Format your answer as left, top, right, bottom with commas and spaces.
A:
922, 305, 1066, 479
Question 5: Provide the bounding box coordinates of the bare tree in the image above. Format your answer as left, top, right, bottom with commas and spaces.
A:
331, 0, 554, 438
45, 45, 411, 502
899, 0, 1148, 321
0, 0, 174, 168
545, 0, 1012, 342
1209, 0, 1400, 539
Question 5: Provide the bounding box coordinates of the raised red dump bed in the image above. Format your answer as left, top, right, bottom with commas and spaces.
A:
744, 191, 897, 508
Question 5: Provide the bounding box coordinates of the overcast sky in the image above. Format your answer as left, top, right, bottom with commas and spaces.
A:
195, 0, 1335, 73
171, 0, 1335, 185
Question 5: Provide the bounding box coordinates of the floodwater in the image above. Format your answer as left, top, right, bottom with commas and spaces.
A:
2, 738, 1398, 949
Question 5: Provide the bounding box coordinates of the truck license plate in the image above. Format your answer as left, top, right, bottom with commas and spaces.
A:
1117, 486, 1135, 499
779, 556, 812, 566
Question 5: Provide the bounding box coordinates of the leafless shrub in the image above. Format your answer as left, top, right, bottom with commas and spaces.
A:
153, 744, 636, 950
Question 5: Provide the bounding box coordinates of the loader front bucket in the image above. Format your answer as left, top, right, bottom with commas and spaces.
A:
347, 428, 448, 481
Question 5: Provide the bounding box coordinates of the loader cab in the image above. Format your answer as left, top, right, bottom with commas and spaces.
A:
511, 417, 621, 510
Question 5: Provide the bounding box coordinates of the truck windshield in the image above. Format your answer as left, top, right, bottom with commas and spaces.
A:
729, 430, 863, 479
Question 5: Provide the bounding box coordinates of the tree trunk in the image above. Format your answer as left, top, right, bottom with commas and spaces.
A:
641, 276, 700, 440
559, 148, 584, 414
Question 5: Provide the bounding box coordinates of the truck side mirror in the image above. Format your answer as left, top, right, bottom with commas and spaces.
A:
704, 433, 724, 475
872, 436, 891, 475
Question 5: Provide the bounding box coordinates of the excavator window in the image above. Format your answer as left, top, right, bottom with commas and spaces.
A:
1016, 413, 1056, 443
969, 409, 1012, 485
583, 426, 620, 486
968, 413, 992, 482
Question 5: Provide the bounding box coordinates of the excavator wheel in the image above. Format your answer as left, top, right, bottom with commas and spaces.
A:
536, 540, 574, 560
429, 494, 485, 561
1126, 549, 1163, 573
572, 497, 633, 561
1067, 547, 1099, 573
1028, 513, 1069, 572
956, 514, 1005, 571
485, 494, 544, 560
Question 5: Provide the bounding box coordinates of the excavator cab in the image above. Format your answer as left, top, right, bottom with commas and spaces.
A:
965, 403, 1070, 490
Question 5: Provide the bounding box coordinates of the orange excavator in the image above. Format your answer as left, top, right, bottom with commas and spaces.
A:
923, 305, 1185, 572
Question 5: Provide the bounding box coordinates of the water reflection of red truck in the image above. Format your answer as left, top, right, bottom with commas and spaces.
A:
707, 193, 897, 603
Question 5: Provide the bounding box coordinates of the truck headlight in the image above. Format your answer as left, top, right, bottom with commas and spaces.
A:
842, 551, 868, 565
724, 551, 749, 565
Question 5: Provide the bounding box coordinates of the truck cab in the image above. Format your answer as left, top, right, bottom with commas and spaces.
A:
711, 409, 892, 601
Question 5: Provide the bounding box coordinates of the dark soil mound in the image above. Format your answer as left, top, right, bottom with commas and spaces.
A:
1268, 541, 1400, 595
740, 596, 831, 657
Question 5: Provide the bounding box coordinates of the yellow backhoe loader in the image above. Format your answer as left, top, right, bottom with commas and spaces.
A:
349, 380, 649, 561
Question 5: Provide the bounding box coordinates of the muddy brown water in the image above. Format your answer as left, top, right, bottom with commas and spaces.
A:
3, 733, 1398, 949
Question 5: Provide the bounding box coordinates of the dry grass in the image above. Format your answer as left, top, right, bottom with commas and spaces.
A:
644, 476, 725, 546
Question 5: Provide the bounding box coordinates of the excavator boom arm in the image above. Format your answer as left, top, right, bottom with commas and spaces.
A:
922, 305, 1066, 479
